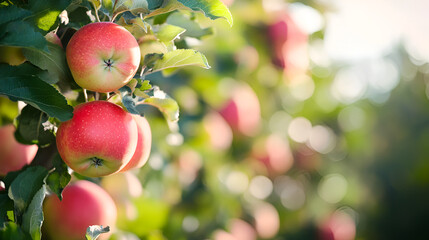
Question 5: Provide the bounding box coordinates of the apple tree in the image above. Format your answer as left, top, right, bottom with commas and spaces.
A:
0, 0, 232, 239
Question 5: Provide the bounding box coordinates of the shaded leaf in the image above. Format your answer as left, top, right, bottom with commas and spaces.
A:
119, 86, 142, 115
46, 154, 71, 201
22, 185, 46, 240
15, 105, 56, 146
178, 0, 233, 26
8, 166, 48, 216
22, 42, 72, 84
0, 222, 31, 240
0, 65, 74, 122
86, 225, 110, 240
0, 193, 14, 227
0, 5, 32, 25
144, 0, 185, 19
166, 12, 213, 39
0, 21, 47, 51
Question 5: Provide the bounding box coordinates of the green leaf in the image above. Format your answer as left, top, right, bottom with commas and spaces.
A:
21, 185, 46, 240
0, 65, 74, 122
86, 225, 110, 240
22, 42, 72, 84
0, 193, 14, 227
150, 49, 210, 73
0, 222, 31, 240
46, 154, 71, 201
144, 0, 185, 19
0, 21, 47, 51
15, 105, 56, 146
138, 80, 152, 91
119, 86, 142, 115
110, 0, 150, 16
156, 24, 186, 43
143, 53, 164, 70
117, 15, 149, 38
0, 5, 32, 25
177, 0, 233, 26
142, 87, 179, 122
166, 12, 213, 39
8, 166, 48, 216
147, 0, 163, 10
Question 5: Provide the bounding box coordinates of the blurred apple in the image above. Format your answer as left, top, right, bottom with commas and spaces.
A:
203, 111, 233, 151
213, 230, 236, 240
43, 180, 117, 240
252, 134, 294, 175
318, 211, 356, 240
177, 149, 203, 187
219, 83, 261, 137
0, 46, 26, 66
253, 202, 280, 239
267, 13, 309, 80
229, 219, 257, 240
100, 171, 143, 202
0, 124, 38, 176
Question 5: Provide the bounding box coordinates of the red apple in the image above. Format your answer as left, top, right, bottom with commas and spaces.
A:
0, 124, 38, 176
43, 180, 117, 240
120, 115, 151, 172
56, 101, 138, 177
219, 83, 261, 137
0, 46, 26, 66
252, 134, 294, 175
267, 14, 309, 79
203, 111, 233, 151
66, 22, 140, 93
318, 211, 356, 240
45, 31, 63, 48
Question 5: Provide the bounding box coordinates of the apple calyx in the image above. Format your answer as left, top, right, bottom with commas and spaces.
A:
103, 59, 114, 70
90, 157, 104, 167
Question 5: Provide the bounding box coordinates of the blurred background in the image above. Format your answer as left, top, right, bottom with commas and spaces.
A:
4, 0, 429, 239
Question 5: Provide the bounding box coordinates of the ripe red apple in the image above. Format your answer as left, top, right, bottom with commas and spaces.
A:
56, 101, 138, 177
219, 83, 261, 137
267, 14, 309, 79
0, 46, 26, 66
66, 22, 140, 93
43, 180, 117, 240
0, 124, 38, 176
120, 115, 151, 172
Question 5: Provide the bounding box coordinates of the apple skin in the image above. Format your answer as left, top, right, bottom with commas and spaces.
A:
43, 180, 117, 240
66, 22, 141, 93
0, 46, 26, 66
119, 115, 151, 172
56, 101, 138, 177
219, 83, 261, 137
0, 124, 38, 176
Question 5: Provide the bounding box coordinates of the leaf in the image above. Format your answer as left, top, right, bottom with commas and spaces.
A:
142, 87, 179, 122
156, 24, 186, 43
0, 193, 14, 227
144, 0, 185, 19
111, 0, 150, 16
86, 225, 110, 240
0, 65, 74, 122
151, 49, 210, 73
0, 222, 31, 240
166, 12, 213, 39
143, 53, 164, 70
15, 105, 56, 146
8, 166, 48, 216
177, 0, 233, 26
0, 5, 32, 25
21, 185, 46, 240
46, 154, 71, 201
0, 21, 47, 51
138, 80, 152, 91
22, 42, 73, 84
147, 0, 163, 10
119, 86, 142, 115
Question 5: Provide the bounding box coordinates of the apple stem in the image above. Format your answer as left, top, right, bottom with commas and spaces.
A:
83, 89, 88, 102
95, 92, 99, 101
106, 92, 110, 99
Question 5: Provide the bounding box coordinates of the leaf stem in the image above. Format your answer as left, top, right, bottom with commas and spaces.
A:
91, 1, 101, 22
83, 89, 88, 102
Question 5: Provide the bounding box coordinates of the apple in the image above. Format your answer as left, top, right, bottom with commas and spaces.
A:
203, 111, 233, 151
0, 46, 26, 66
56, 101, 138, 177
43, 180, 117, 240
252, 134, 294, 175
100, 171, 143, 202
253, 202, 280, 239
45, 31, 63, 48
219, 83, 261, 137
267, 14, 309, 79
229, 219, 257, 240
0, 124, 38, 176
120, 114, 152, 172
318, 211, 356, 240
66, 22, 141, 93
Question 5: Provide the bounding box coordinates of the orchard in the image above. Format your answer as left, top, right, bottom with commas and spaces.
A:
2, 0, 429, 240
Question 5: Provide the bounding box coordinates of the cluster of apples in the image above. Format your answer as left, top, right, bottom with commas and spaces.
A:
56, 22, 151, 177
45, 22, 151, 240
